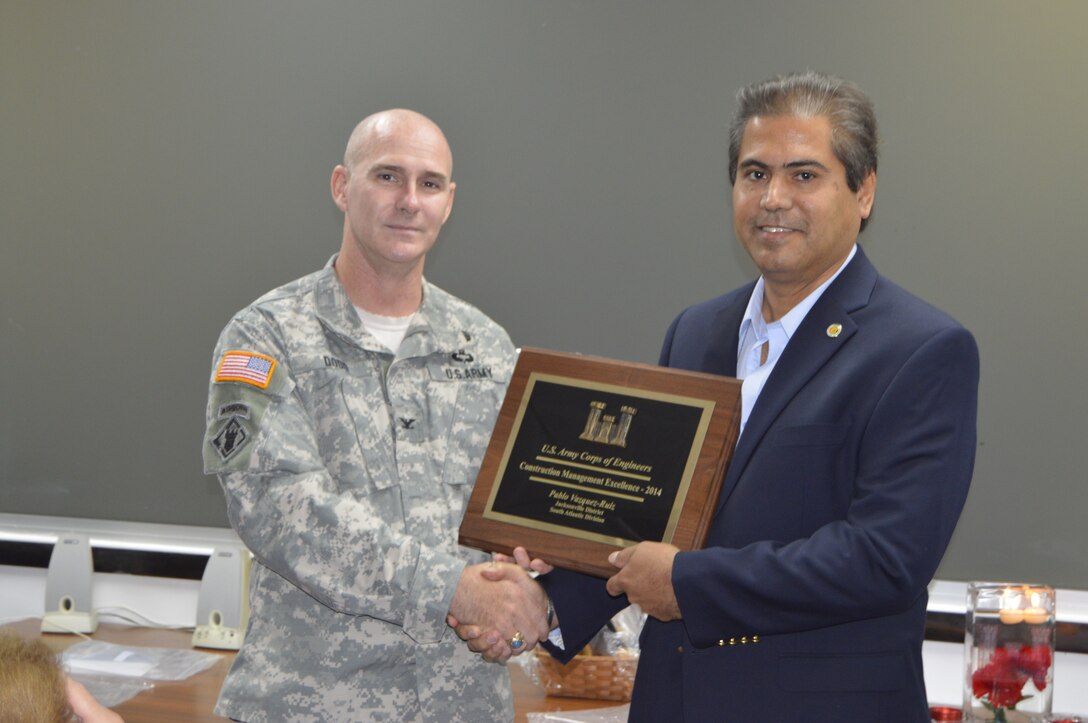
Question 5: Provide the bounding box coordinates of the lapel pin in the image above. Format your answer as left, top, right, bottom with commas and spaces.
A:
826, 323, 843, 338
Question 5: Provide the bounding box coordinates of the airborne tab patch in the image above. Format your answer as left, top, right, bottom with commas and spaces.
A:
215, 350, 277, 389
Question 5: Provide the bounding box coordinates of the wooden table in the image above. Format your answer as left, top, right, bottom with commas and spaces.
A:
5, 618, 234, 722
3, 619, 622, 722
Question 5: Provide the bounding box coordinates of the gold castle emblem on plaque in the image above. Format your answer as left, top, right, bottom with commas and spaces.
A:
579, 401, 637, 448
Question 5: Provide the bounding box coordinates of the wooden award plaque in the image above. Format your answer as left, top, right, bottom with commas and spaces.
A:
458, 347, 742, 578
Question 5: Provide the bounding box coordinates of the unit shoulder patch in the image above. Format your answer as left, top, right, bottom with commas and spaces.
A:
210, 417, 249, 461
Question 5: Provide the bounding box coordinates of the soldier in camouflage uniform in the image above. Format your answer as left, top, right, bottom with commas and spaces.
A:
203, 109, 549, 722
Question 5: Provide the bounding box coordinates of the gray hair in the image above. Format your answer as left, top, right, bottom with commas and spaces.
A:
728, 71, 878, 230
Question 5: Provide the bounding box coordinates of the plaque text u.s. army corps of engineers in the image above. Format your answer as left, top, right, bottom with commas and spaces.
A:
459, 348, 742, 578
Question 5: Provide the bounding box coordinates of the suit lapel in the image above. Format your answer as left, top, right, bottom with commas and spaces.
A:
702, 299, 746, 378
715, 248, 879, 514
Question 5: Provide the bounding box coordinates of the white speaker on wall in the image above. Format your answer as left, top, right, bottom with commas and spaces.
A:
40, 533, 98, 634
191, 545, 251, 650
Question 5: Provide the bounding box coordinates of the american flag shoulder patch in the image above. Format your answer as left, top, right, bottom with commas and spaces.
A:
215, 350, 278, 389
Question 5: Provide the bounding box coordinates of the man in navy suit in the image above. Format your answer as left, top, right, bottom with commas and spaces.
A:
458, 71, 979, 722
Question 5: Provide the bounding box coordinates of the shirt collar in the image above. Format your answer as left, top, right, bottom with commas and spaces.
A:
738, 244, 858, 349
313, 254, 461, 355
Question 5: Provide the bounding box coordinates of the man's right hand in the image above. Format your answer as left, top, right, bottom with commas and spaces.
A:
447, 561, 549, 663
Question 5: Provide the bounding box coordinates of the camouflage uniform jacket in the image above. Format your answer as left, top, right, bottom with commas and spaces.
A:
203, 258, 516, 722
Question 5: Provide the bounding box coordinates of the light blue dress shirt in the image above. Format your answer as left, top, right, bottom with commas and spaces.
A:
736, 244, 857, 438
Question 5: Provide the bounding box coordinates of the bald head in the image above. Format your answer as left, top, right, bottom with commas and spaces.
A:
342, 109, 453, 178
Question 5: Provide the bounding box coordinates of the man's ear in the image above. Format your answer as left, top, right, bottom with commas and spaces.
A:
857, 171, 876, 219
330, 165, 349, 212
442, 182, 456, 225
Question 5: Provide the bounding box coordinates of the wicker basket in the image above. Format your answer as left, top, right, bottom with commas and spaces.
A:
531, 649, 638, 701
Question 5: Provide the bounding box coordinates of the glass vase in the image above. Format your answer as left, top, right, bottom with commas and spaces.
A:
964, 582, 1056, 723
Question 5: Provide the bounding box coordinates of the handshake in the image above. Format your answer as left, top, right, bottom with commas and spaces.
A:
446, 541, 683, 664
446, 548, 554, 664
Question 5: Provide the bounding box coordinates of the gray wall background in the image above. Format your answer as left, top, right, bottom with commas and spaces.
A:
3, 1, 1086, 588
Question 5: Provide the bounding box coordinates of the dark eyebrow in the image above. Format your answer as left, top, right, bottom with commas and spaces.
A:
784, 159, 830, 172
738, 158, 830, 173
738, 159, 769, 171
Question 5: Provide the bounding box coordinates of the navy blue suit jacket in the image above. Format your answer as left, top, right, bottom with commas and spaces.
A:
541, 248, 979, 722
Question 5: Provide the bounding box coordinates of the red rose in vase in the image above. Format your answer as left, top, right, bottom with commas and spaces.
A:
1018, 645, 1052, 691
971, 645, 1053, 722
